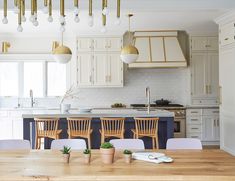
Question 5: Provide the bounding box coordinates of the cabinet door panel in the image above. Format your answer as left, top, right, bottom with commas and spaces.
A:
207, 37, 218, 51
77, 54, 93, 86
0, 119, 13, 139
191, 53, 207, 97
134, 37, 150, 62
107, 38, 122, 51
93, 54, 107, 86
93, 38, 107, 51
220, 22, 235, 46
77, 38, 92, 52
207, 52, 219, 98
202, 116, 216, 141
12, 119, 23, 139
150, 37, 165, 62
107, 54, 123, 86
191, 37, 207, 51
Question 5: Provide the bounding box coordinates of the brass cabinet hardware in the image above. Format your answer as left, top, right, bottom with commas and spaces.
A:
2, 42, 11, 53
224, 38, 229, 41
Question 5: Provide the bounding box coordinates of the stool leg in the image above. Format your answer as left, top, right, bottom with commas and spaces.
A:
156, 137, 159, 149
152, 137, 155, 149
88, 135, 91, 149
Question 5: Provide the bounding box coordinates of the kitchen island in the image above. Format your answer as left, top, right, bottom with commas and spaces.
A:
22, 109, 174, 149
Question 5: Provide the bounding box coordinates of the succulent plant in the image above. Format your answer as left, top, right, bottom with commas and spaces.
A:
61, 146, 71, 154
83, 149, 91, 154
123, 149, 132, 155
100, 142, 114, 149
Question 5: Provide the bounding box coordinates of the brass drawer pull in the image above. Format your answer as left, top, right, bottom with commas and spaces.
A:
224, 38, 229, 41
191, 128, 199, 130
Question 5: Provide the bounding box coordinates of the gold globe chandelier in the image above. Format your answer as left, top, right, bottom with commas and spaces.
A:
2, 0, 122, 33
120, 14, 139, 64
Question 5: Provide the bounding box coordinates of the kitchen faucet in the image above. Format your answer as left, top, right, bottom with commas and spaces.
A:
29, 89, 35, 108
146, 86, 151, 114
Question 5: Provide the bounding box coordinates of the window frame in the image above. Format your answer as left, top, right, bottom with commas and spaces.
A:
0, 60, 67, 98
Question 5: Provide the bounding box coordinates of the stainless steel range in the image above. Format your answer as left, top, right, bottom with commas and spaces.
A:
130, 104, 186, 138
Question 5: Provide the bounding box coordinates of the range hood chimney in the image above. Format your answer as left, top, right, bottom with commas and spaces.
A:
128, 31, 187, 68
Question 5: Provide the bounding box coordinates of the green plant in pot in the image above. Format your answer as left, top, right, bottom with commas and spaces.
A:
83, 149, 91, 164
61, 146, 71, 163
123, 149, 132, 163
100, 142, 115, 164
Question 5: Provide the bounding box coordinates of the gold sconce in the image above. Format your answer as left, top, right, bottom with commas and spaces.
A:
2, 42, 11, 53
52, 41, 60, 52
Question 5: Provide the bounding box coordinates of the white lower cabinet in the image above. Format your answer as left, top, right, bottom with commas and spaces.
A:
0, 110, 25, 140
187, 108, 220, 145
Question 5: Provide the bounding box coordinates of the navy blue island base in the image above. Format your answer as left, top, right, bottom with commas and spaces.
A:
23, 117, 174, 149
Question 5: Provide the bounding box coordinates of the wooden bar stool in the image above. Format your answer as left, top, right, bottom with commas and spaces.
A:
100, 117, 125, 144
132, 117, 159, 149
67, 117, 93, 149
34, 118, 62, 149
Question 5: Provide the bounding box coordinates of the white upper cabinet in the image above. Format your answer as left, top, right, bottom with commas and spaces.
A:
150, 37, 165, 62
219, 22, 235, 46
77, 54, 93, 86
191, 37, 218, 51
77, 37, 123, 88
77, 38, 93, 52
190, 36, 219, 105
135, 37, 151, 62
78, 37, 122, 52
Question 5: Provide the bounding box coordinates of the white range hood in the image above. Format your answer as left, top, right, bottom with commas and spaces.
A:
128, 31, 187, 68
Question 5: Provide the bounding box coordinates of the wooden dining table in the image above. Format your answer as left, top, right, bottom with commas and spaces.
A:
0, 149, 235, 181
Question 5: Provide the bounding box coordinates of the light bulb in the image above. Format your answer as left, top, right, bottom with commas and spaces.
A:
115, 18, 121, 25
74, 7, 79, 14
42, 6, 49, 14
48, 15, 53, 22
74, 15, 80, 23
2, 17, 8, 24
101, 25, 107, 33
102, 7, 109, 15
33, 20, 39, 26
22, 15, 26, 22
88, 15, 94, 27
17, 25, 23, 32
59, 15, 65, 24
14, 7, 19, 14
60, 25, 65, 32
30, 15, 35, 22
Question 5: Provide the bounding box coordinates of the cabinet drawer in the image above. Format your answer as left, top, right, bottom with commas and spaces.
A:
192, 99, 218, 105
187, 124, 202, 133
186, 109, 202, 116
187, 133, 202, 140
203, 109, 219, 116
220, 22, 235, 46
187, 117, 202, 124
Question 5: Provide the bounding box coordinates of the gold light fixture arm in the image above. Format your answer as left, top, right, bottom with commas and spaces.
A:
44, 0, 48, 7
60, 0, 65, 17
74, 0, 78, 8
128, 14, 133, 44
22, 0, 25, 17
48, 0, 52, 16
14, 0, 18, 7
89, 0, 92, 16
18, 0, 22, 26
117, 0, 120, 18
34, 0, 37, 14
3, 0, 7, 18
2, 42, 11, 53
102, 0, 106, 26
31, 0, 34, 16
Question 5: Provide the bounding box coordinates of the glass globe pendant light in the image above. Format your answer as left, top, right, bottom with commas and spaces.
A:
88, 0, 94, 27
17, 0, 23, 32
114, 0, 121, 25
120, 14, 139, 64
2, 0, 8, 24
47, 0, 53, 22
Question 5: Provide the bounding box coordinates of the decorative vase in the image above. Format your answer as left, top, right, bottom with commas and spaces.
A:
84, 154, 91, 164
124, 154, 132, 164
60, 104, 71, 113
100, 148, 115, 164
63, 153, 70, 163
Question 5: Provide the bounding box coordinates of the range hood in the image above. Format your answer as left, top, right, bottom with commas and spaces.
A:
128, 31, 187, 68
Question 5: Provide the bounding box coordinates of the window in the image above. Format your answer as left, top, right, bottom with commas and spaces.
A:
47, 62, 66, 96
0, 62, 19, 96
0, 61, 67, 97
24, 62, 44, 97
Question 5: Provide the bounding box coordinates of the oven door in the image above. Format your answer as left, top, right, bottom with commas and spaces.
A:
174, 118, 186, 138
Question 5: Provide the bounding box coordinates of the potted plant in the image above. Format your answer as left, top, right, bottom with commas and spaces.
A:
123, 150, 132, 163
61, 146, 71, 163
83, 149, 91, 164
100, 142, 115, 164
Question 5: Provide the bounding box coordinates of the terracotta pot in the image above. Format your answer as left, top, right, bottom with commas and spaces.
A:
63, 153, 70, 164
83, 154, 91, 164
124, 154, 132, 164
100, 148, 115, 164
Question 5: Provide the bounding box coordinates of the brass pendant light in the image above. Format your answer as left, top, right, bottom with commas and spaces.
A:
120, 14, 139, 64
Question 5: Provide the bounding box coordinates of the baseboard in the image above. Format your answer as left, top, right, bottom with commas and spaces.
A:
221, 145, 235, 156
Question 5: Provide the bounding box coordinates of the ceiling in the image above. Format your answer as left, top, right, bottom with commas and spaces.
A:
0, 0, 234, 36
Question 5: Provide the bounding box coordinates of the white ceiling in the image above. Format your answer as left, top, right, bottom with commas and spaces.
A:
0, 0, 234, 36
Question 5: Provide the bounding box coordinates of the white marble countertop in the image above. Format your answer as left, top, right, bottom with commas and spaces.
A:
22, 109, 174, 118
